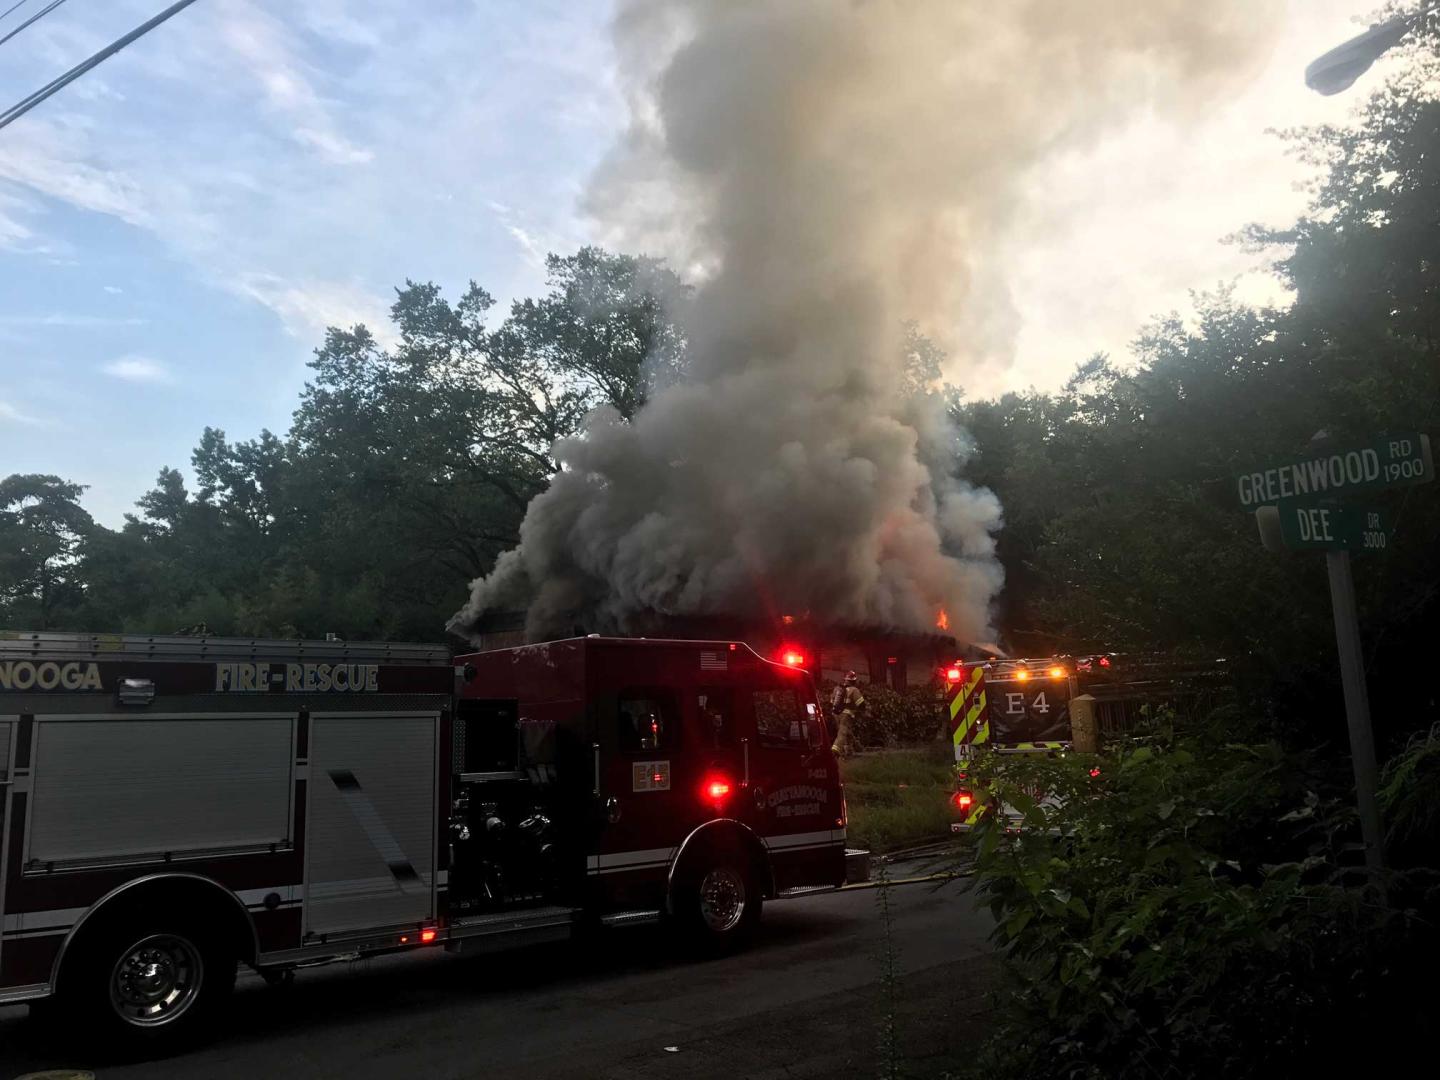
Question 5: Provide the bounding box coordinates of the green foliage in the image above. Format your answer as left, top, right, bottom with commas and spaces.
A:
0, 475, 94, 629
1379, 720, 1440, 865
849, 684, 947, 748
841, 746, 956, 852
960, 738, 1437, 1079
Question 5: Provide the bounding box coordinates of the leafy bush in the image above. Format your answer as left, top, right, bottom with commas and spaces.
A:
824, 681, 946, 748
1380, 721, 1440, 867
958, 736, 1437, 1079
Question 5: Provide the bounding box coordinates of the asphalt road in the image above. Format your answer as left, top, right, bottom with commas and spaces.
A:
1, 858, 1000, 1080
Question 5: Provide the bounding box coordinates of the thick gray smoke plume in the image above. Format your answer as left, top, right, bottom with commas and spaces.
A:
453, 0, 1280, 643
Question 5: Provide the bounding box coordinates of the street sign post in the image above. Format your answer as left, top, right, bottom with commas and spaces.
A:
1243, 431, 1433, 876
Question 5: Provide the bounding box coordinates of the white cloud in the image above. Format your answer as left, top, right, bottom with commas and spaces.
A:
293, 126, 374, 166
103, 285, 123, 294
232, 272, 396, 347
102, 355, 173, 384
216, 0, 372, 167
0, 401, 42, 425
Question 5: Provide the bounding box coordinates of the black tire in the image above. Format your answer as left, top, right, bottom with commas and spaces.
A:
63, 912, 236, 1056
671, 842, 762, 954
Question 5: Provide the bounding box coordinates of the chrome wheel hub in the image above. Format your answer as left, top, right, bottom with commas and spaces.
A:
699, 866, 745, 933
109, 933, 203, 1027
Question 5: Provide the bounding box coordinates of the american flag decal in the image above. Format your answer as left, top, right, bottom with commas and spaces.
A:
699, 650, 728, 671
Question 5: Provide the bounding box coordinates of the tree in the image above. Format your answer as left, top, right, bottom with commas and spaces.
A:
0, 474, 94, 629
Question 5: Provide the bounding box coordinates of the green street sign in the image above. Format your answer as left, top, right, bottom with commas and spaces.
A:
1237, 432, 1432, 509
1256, 503, 1390, 553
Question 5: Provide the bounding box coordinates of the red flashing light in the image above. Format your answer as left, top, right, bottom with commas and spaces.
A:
1099, 656, 1111, 668
702, 774, 733, 802
729, 643, 738, 651
420, 928, 437, 943
945, 667, 962, 683
1089, 767, 1101, 778
652, 772, 664, 784
953, 791, 974, 810
777, 644, 807, 667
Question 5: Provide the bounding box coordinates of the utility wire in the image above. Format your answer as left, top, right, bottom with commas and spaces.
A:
0, 0, 200, 133
0, 1, 33, 26
0, 0, 68, 50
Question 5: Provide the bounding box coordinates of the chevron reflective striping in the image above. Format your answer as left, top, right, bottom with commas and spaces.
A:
950, 667, 989, 751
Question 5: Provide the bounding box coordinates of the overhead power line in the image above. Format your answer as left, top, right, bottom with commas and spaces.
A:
0, 1, 34, 26
0, 0, 201, 133
0, 0, 69, 50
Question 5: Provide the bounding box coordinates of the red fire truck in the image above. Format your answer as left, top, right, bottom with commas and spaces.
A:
0, 632, 856, 1051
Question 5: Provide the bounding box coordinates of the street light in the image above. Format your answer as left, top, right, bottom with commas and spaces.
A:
1305, 6, 1434, 95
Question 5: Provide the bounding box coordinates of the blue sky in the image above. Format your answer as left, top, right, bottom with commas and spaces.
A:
1, 0, 620, 525
0, 1, 1384, 527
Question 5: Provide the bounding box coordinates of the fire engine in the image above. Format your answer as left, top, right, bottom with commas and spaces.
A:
941, 656, 1089, 829
0, 632, 859, 1050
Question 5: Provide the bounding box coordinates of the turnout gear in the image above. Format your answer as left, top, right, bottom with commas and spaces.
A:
830, 674, 865, 756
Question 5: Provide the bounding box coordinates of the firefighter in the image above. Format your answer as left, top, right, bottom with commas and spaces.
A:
830, 671, 865, 756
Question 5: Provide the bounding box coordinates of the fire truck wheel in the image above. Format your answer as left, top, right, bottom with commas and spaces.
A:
672, 846, 761, 951
65, 913, 236, 1054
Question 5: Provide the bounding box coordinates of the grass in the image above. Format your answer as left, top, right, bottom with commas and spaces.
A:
841, 743, 958, 853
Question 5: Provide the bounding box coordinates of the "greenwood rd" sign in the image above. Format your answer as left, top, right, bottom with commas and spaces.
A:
1236, 432, 1432, 508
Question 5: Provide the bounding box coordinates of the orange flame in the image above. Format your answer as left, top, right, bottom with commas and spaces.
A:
935, 607, 949, 631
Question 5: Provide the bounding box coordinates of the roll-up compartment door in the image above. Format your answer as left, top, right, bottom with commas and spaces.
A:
28, 715, 294, 866
305, 712, 438, 936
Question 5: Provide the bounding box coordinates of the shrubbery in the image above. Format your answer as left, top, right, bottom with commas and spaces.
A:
821, 681, 946, 748
958, 732, 1439, 1079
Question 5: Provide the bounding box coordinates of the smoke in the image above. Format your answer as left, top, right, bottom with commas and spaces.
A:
453, 0, 1280, 643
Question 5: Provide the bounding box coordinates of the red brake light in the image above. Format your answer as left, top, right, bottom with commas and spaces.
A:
945, 666, 962, 683
421, 928, 437, 943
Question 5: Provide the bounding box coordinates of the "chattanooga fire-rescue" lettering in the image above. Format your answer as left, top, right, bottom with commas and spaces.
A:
0, 661, 103, 691
213, 662, 379, 692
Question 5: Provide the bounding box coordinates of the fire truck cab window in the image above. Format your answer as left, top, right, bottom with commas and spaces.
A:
753, 688, 806, 748
618, 693, 675, 753
697, 689, 734, 748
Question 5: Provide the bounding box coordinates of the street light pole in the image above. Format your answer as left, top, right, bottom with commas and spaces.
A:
1305, 4, 1436, 95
